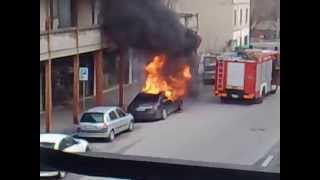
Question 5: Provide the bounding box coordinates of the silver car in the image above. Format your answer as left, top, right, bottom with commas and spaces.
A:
77, 106, 135, 141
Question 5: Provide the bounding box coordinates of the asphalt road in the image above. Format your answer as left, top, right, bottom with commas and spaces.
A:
42, 85, 280, 180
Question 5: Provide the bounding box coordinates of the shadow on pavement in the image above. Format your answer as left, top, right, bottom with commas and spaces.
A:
134, 119, 161, 123
74, 127, 140, 144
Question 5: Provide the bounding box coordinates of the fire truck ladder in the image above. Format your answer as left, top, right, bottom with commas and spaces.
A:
216, 61, 225, 91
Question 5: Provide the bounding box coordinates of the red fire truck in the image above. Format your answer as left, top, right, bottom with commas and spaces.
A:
214, 49, 280, 103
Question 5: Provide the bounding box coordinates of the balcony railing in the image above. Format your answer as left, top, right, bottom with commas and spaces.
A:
40, 25, 106, 61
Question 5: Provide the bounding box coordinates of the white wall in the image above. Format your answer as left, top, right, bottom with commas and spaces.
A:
176, 0, 234, 53
232, 0, 250, 47
233, 27, 249, 47
233, 3, 250, 30
40, 28, 103, 61
40, 0, 48, 31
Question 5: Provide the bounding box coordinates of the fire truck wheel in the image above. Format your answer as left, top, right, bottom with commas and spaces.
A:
220, 97, 228, 103
254, 97, 263, 104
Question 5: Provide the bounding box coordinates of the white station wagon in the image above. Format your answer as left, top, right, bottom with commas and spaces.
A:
77, 106, 135, 141
40, 133, 90, 179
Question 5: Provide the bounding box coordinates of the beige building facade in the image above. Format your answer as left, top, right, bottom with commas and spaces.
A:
175, 0, 250, 53
40, 0, 140, 132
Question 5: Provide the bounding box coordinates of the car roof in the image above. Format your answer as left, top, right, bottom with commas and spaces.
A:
138, 92, 162, 97
85, 106, 118, 113
40, 133, 69, 145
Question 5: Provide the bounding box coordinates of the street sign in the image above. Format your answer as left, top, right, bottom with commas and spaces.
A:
79, 67, 89, 81
79, 67, 88, 110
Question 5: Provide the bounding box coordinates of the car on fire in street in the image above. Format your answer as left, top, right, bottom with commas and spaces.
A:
40, 133, 90, 179
76, 106, 135, 142
127, 92, 183, 121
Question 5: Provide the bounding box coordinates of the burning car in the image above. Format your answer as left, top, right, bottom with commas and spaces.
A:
128, 92, 182, 121
128, 55, 191, 121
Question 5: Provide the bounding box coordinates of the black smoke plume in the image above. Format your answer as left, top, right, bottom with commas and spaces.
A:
101, 0, 201, 97
101, 0, 200, 57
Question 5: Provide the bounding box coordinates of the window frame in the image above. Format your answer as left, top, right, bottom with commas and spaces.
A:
109, 111, 119, 121
240, 9, 242, 26
244, 35, 248, 46
234, 9, 237, 26
116, 108, 126, 118
49, 0, 77, 29
245, 8, 248, 24
80, 112, 105, 123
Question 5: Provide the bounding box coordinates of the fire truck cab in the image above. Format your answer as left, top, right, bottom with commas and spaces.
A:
214, 49, 279, 103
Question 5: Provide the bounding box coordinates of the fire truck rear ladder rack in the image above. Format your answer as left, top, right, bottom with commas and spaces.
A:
216, 61, 224, 91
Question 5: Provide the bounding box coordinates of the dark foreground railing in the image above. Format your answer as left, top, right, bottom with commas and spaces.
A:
40, 147, 280, 180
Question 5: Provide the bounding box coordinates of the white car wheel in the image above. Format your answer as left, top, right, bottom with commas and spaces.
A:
128, 121, 134, 131
109, 130, 115, 142
58, 171, 67, 179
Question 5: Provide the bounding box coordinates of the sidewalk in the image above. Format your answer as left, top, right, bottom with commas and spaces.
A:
40, 83, 142, 134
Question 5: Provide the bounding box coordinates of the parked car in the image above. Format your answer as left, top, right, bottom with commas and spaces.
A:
40, 133, 90, 179
127, 92, 183, 121
77, 106, 134, 141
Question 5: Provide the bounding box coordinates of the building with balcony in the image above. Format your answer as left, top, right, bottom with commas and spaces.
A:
40, 0, 147, 132
40, 0, 204, 132
174, 0, 251, 53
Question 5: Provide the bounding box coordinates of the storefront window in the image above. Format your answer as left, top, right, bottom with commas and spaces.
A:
52, 57, 73, 107
103, 50, 131, 90
103, 51, 118, 90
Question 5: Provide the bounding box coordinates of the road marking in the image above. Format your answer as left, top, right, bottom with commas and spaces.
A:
261, 155, 274, 167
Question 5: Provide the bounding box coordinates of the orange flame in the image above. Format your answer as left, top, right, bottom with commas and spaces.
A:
142, 55, 192, 101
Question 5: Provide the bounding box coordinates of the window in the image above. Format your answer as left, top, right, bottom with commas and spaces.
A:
103, 52, 118, 89
240, 9, 242, 25
244, 36, 248, 46
59, 137, 75, 150
50, 0, 77, 29
246, 8, 248, 24
116, 109, 126, 117
234, 10, 237, 26
91, 0, 95, 25
80, 113, 104, 123
204, 57, 215, 66
109, 111, 118, 121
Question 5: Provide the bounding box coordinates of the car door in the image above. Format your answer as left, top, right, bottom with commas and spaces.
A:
162, 97, 174, 114
168, 100, 177, 113
115, 108, 130, 132
108, 110, 121, 134
160, 97, 169, 113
